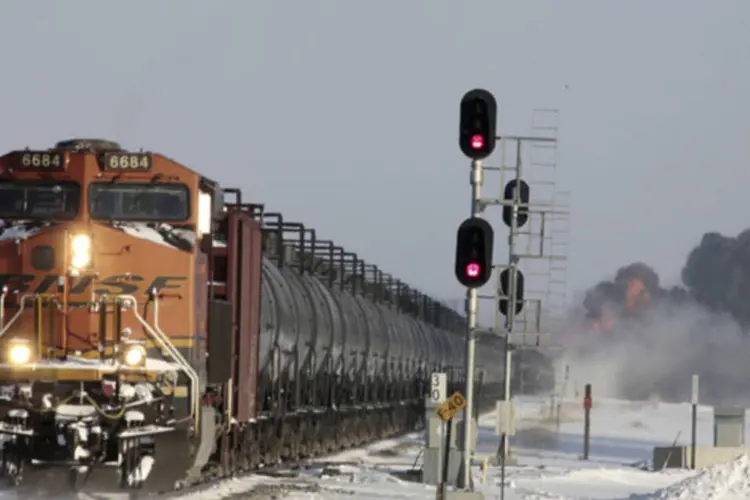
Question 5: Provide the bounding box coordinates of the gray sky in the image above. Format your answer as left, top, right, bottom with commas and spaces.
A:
1, 1, 748, 308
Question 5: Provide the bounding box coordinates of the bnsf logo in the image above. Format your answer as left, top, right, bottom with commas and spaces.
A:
0, 274, 187, 296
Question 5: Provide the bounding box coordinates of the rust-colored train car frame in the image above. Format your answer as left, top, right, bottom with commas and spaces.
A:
225, 210, 261, 421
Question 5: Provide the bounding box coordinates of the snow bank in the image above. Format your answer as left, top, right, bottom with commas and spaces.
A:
632, 454, 750, 500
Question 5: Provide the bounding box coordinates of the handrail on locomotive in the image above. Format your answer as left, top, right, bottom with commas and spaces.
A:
0, 287, 200, 430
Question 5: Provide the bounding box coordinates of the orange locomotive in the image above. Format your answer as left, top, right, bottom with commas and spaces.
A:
0, 139, 236, 492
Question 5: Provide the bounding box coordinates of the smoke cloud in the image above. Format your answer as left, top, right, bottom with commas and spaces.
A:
560, 229, 750, 406
682, 229, 750, 330
581, 262, 690, 333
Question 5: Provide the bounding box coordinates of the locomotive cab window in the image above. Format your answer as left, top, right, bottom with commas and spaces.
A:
0, 181, 80, 220
88, 183, 190, 222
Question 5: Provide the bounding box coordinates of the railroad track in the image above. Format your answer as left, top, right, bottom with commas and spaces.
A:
0, 424, 422, 500
161, 426, 422, 499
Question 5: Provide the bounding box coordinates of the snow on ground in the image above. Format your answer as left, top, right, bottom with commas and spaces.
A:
183, 395, 750, 499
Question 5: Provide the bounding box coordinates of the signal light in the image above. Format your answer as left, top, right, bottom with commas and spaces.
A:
454, 217, 494, 288
466, 262, 481, 277
498, 267, 525, 316
502, 179, 530, 229
459, 89, 497, 160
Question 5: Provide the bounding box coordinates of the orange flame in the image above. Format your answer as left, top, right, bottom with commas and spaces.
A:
626, 279, 650, 311
590, 315, 615, 333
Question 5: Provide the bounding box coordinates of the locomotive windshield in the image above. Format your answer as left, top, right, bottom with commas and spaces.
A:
0, 181, 80, 220
88, 182, 190, 222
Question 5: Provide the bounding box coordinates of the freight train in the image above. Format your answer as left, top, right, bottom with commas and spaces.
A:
0, 139, 507, 495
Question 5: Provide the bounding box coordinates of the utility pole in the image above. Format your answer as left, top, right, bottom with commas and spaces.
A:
691, 374, 699, 470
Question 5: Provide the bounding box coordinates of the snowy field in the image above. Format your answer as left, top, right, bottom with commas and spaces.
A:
184, 395, 750, 500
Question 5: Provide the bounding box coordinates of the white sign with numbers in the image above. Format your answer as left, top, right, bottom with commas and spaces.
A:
430, 372, 447, 404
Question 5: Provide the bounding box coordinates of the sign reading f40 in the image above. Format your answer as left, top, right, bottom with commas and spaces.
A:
435, 391, 467, 422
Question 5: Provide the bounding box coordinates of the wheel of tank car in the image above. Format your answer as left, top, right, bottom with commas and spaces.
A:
279, 422, 290, 460
318, 429, 328, 453
353, 416, 364, 445
278, 422, 290, 461
297, 420, 309, 458
325, 413, 338, 452
291, 417, 302, 460
352, 414, 363, 445
356, 414, 366, 443
382, 412, 392, 437
288, 418, 298, 459
237, 426, 250, 470
370, 412, 379, 440
341, 415, 352, 449
363, 413, 373, 443
336, 424, 346, 450
343, 415, 355, 448
264, 424, 281, 465
307, 418, 317, 457
357, 413, 372, 444
377, 411, 387, 439
250, 426, 262, 470
312, 419, 323, 455
370, 411, 384, 439
270, 420, 282, 463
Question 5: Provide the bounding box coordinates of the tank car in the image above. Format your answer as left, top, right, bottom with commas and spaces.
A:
0, 139, 504, 495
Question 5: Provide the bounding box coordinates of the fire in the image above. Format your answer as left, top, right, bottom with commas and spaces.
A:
626, 279, 651, 311
590, 314, 615, 333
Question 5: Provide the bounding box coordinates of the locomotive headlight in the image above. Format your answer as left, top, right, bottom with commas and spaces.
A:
70, 234, 92, 271
120, 343, 147, 368
6, 339, 33, 365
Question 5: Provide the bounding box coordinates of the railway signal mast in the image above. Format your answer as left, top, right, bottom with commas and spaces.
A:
454, 93, 568, 495
454, 88, 497, 491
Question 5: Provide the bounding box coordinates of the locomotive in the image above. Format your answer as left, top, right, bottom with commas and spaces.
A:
0, 139, 506, 494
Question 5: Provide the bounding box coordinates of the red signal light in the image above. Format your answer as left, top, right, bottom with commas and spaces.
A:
459, 90, 497, 160
466, 262, 481, 278
455, 217, 494, 288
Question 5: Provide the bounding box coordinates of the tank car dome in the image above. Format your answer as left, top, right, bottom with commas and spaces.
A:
54, 138, 122, 152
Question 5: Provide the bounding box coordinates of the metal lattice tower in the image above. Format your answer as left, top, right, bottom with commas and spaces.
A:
528, 109, 570, 328
475, 110, 568, 346
546, 190, 571, 324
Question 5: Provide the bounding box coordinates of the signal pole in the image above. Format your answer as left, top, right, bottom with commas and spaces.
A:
455, 88, 497, 491
478, 132, 567, 469
499, 136, 558, 461
462, 158, 483, 489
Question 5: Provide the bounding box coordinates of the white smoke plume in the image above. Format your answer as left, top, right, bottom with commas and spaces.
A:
560, 285, 750, 406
